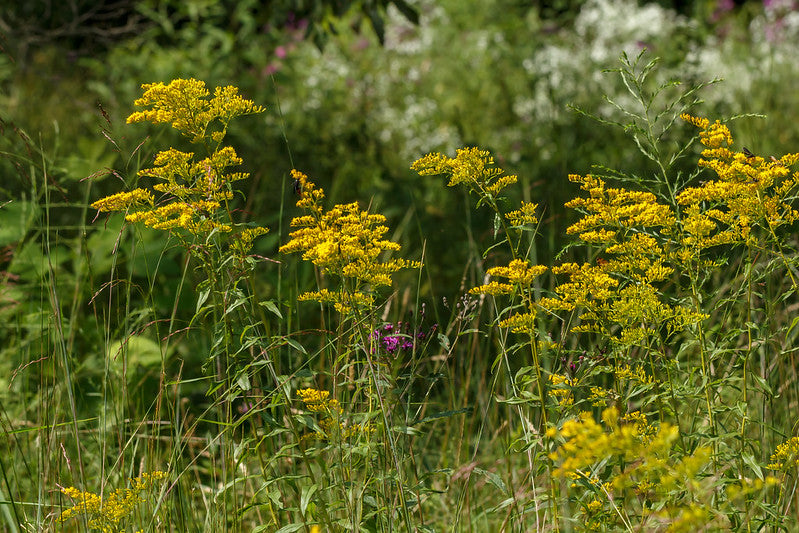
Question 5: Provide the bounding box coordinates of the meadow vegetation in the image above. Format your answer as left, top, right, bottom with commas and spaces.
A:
4, 1, 799, 531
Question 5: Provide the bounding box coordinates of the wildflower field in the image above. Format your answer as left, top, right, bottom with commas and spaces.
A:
4, 1, 799, 531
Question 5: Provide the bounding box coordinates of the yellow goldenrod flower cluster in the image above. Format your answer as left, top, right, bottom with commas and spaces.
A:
588, 385, 612, 407
767, 436, 799, 470
127, 78, 264, 142
471, 259, 548, 296
91, 189, 154, 212
231, 226, 270, 256
411, 147, 518, 199
539, 174, 705, 344
549, 373, 578, 407
540, 262, 618, 312
91, 78, 268, 253
297, 388, 371, 442
677, 114, 799, 254
505, 200, 539, 227
549, 408, 713, 529
497, 311, 539, 334
125, 200, 232, 234
297, 387, 340, 414
470, 259, 547, 334
549, 407, 678, 479
615, 363, 653, 385
280, 170, 420, 314
565, 174, 676, 242
59, 471, 167, 533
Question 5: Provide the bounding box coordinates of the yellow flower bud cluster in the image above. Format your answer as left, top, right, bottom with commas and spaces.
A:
678, 114, 799, 254
91, 79, 268, 255
59, 471, 167, 532
281, 170, 420, 313
296, 388, 372, 442
411, 147, 518, 199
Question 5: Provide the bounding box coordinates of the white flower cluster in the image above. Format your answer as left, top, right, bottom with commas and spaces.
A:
275, 0, 799, 173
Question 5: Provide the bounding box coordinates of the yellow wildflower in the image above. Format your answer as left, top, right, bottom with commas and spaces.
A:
505, 201, 539, 226
127, 78, 264, 142
91, 79, 269, 248
469, 281, 514, 296
59, 471, 167, 533
412, 147, 517, 198
768, 436, 799, 470
281, 170, 419, 313
90, 189, 153, 212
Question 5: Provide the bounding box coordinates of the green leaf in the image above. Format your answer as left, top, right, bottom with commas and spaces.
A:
236, 372, 251, 391
412, 407, 473, 426
259, 299, 283, 319
751, 373, 774, 396
473, 467, 507, 493
286, 338, 307, 355
300, 483, 318, 515
196, 288, 210, 314
274, 524, 304, 533
742, 453, 764, 480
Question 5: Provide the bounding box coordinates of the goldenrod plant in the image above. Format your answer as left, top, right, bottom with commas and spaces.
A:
411, 52, 799, 530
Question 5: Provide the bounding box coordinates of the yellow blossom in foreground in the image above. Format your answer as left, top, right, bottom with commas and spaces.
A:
59, 471, 167, 533
91, 79, 269, 250
548, 407, 712, 529
127, 78, 264, 142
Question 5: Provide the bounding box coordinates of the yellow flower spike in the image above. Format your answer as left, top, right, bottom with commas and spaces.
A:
469, 281, 514, 296
676, 118, 799, 258
505, 201, 539, 226
59, 471, 167, 531
127, 78, 264, 141
90, 189, 154, 212
680, 113, 710, 130
412, 147, 516, 198
586, 499, 603, 514
297, 388, 332, 412
498, 311, 538, 334
767, 436, 799, 470
92, 79, 269, 247
281, 170, 418, 313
